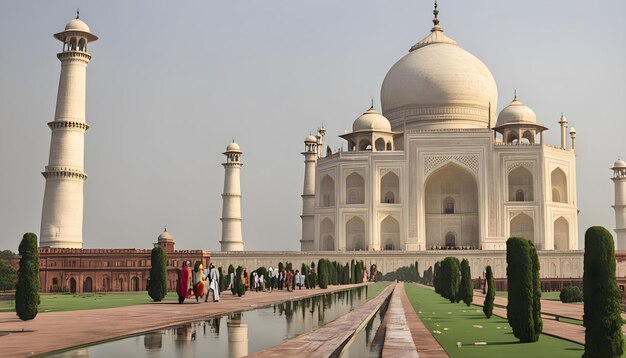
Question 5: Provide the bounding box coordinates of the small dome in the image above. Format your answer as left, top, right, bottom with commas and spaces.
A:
613, 159, 626, 169
496, 98, 537, 127
158, 228, 173, 242
226, 142, 241, 153
304, 135, 317, 143
65, 18, 90, 32
352, 107, 392, 132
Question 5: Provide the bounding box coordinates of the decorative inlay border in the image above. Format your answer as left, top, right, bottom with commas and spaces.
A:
424, 154, 479, 176
507, 161, 535, 173
42, 167, 87, 180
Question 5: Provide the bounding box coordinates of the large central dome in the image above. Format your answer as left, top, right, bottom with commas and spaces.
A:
381, 16, 497, 131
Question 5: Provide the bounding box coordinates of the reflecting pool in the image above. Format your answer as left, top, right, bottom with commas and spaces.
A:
50, 286, 368, 358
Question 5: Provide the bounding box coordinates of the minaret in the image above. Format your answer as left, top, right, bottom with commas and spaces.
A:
300, 135, 318, 251
220, 141, 244, 251
40, 13, 98, 248
558, 113, 568, 149
612, 159, 626, 250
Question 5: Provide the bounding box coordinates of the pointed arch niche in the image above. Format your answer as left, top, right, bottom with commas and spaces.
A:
380, 171, 399, 204
320, 218, 335, 251
510, 213, 534, 242
425, 163, 479, 249
554, 217, 569, 250
346, 216, 366, 251
380, 216, 400, 250
551, 168, 568, 203
320, 175, 335, 207
508, 166, 533, 201
346, 173, 365, 204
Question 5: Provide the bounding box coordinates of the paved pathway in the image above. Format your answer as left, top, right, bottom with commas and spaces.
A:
382, 283, 419, 358
0, 284, 367, 358
249, 283, 395, 357
400, 284, 449, 357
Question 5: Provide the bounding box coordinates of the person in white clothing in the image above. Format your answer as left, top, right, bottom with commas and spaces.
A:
209, 264, 220, 302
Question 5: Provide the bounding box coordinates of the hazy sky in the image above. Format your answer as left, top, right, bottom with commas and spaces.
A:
1, 1, 625, 252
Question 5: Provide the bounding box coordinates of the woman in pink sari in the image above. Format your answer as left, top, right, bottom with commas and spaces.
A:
177, 261, 192, 304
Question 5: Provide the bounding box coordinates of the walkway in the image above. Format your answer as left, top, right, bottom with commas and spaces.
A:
249, 283, 395, 357
381, 283, 418, 357
0, 283, 367, 358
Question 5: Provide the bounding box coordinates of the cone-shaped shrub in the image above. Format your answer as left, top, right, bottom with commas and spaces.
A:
459, 259, 473, 306
15, 233, 40, 321
147, 246, 168, 302
483, 265, 495, 318
506, 237, 538, 342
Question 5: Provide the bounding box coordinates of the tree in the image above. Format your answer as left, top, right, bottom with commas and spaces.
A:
483, 265, 495, 318
506, 237, 538, 343
529, 242, 542, 336
218, 266, 226, 292
440, 257, 460, 302
583, 226, 623, 358
235, 266, 245, 296
147, 246, 167, 302
433, 261, 441, 293
559, 286, 583, 303
0, 261, 17, 291
318, 259, 328, 289
0, 249, 16, 260
459, 259, 473, 306
15, 233, 40, 321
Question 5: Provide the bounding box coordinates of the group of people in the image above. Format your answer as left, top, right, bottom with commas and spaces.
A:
246, 267, 306, 292
177, 261, 220, 304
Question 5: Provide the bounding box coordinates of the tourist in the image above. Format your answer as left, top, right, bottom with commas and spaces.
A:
259, 273, 265, 291
192, 262, 207, 302
267, 266, 274, 292
208, 264, 220, 302
177, 261, 192, 304
244, 269, 249, 291
230, 270, 236, 295
278, 269, 284, 290
295, 270, 301, 290
286, 270, 293, 292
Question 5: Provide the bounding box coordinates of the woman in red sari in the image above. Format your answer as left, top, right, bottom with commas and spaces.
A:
177, 261, 192, 304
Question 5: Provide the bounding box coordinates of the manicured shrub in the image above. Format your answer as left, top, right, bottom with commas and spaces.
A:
583, 226, 623, 358
0, 261, 17, 291
483, 265, 495, 318
506, 237, 538, 343
433, 261, 441, 293
236, 266, 245, 296
559, 286, 583, 303
317, 259, 328, 289
147, 245, 167, 302
459, 259, 473, 306
440, 257, 460, 302
218, 266, 226, 292
15, 233, 40, 321
529, 242, 542, 336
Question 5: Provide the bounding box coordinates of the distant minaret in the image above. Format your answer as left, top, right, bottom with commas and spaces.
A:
300, 135, 318, 251
220, 141, 244, 251
40, 13, 98, 248
559, 113, 568, 150
612, 159, 626, 250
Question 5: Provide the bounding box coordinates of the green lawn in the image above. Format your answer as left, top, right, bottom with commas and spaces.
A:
0, 292, 178, 313
366, 281, 390, 301
405, 284, 584, 358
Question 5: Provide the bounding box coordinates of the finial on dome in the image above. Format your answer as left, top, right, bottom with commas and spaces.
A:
370, 97, 374, 109
431, 0, 442, 32
514, 89, 517, 100
164, 226, 167, 232
76, 8, 80, 19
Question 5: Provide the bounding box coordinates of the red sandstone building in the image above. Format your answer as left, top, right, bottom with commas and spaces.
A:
37, 229, 210, 293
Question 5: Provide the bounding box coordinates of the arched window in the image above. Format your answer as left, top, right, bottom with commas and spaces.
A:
346, 173, 365, 204
510, 213, 534, 242
346, 217, 366, 251
551, 168, 568, 203
375, 138, 385, 151
131, 277, 140, 291
554, 217, 569, 250
69, 37, 77, 51
445, 232, 456, 248
522, 131, 535, 144
70, 277, 77, 293
78, 38, 86, 51
506, 133, 518, 144
84, 277, 93, 293
52, 278, 59, 286
386, 142, 392, 150
381, 216, 400, 251
320, 175, 335, 207
443, 196, 455, 214
358, 140, 372, 151
508, 166, 533, 201
320, 218, 335, 251
380, 171, 399, 204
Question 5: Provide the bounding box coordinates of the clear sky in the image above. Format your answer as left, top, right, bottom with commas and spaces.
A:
1, 1, 625, 251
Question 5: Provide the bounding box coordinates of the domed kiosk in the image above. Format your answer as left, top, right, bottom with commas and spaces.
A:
300, 2, 580, 258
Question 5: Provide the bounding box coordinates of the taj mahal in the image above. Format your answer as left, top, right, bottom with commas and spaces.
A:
299, 4, 578, 253
30, 3, 626, 294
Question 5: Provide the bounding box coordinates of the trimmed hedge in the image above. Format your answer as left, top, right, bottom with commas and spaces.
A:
559, 286, 583, 303
459, 259, 473, 306
15, 233, 40, 321
583, 226, 623, 358
483, 265, 495, 318
440, 257, 460, 303
147, 246, 168, 302
506, 237, 539, 342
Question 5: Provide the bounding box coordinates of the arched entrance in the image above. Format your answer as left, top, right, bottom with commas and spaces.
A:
320, 218, 335, 251
554, 217, 569, 250
69, 277, 77, 294
510, 213, 534, 242
425, 163, 479, 249
102, 276, 110, 292
131, 277, 140, 291
380, 216, 400, 250
346, 217, 366, 251
445, 232, 456, 248
84, 277, 93, 293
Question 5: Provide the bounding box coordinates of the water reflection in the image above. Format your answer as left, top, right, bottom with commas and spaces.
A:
53, 286, 368, 358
